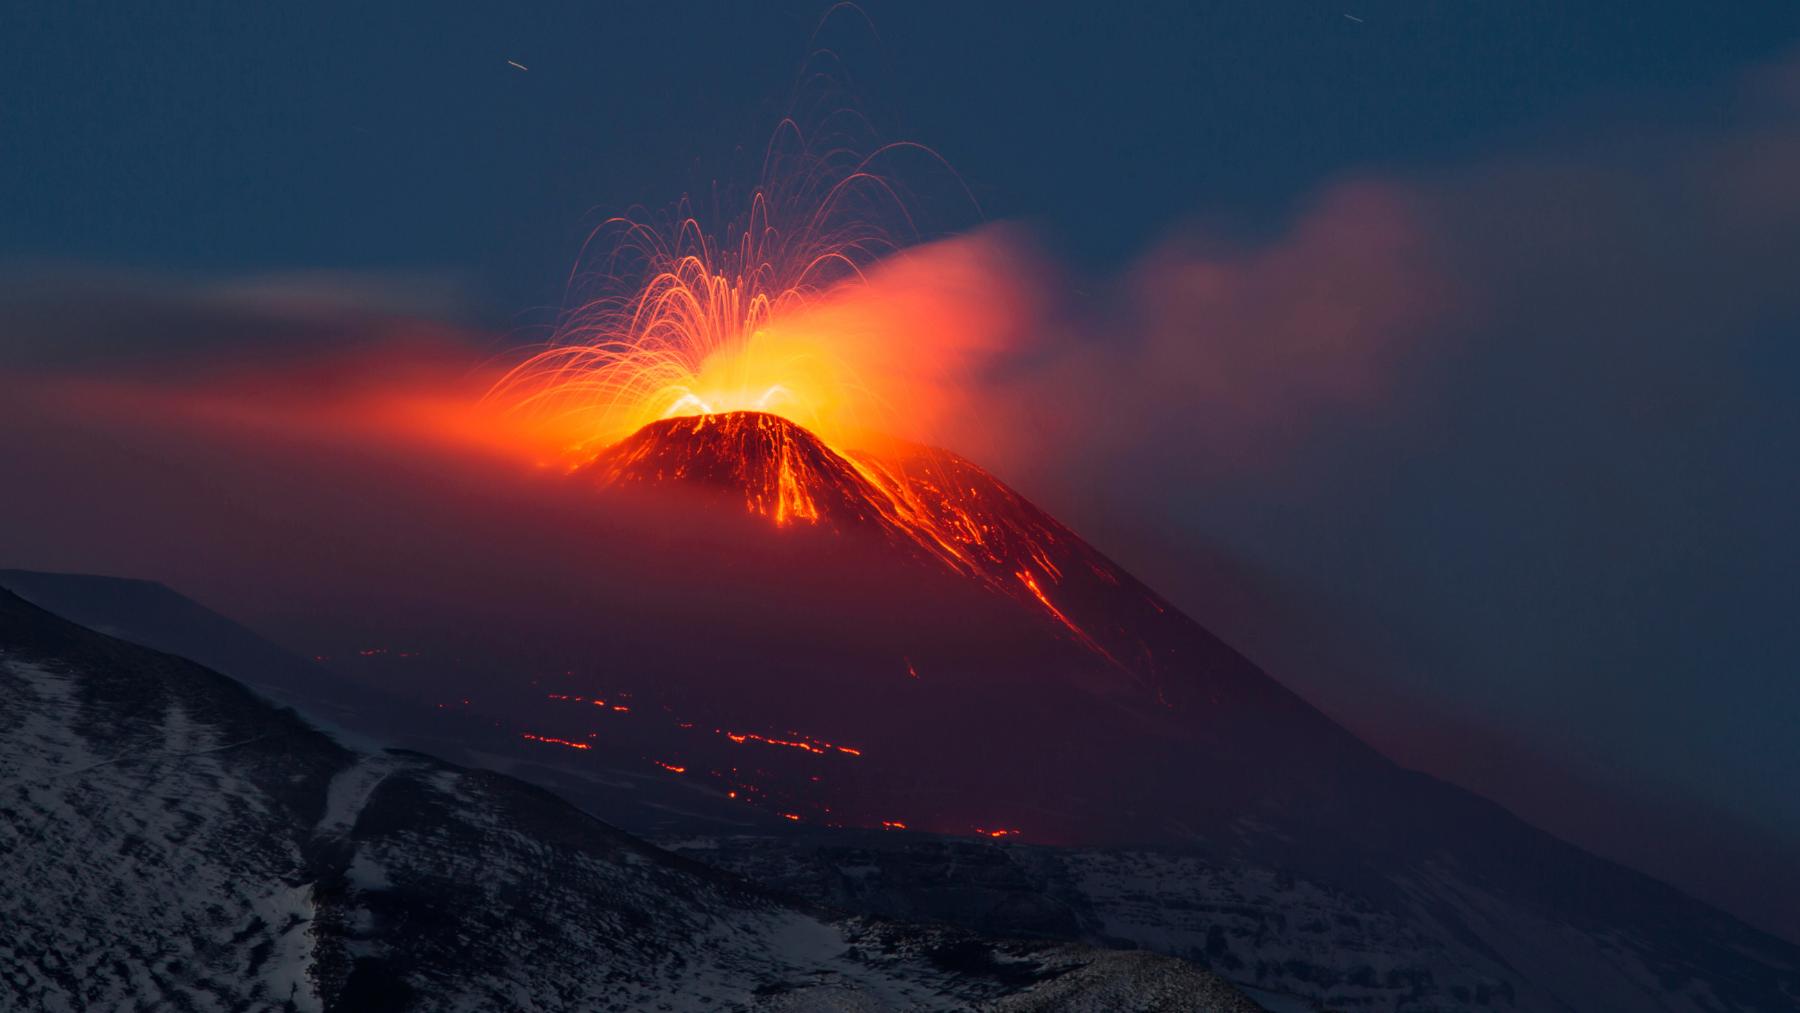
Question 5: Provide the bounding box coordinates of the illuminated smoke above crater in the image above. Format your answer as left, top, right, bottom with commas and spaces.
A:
484, 100, 981, 462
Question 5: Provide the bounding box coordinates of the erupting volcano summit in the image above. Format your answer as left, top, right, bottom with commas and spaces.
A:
590, 410, 1148, 669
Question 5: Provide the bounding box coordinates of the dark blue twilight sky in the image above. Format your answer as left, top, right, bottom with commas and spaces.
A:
6, 3, 1792, 302
4, 2, 1799, 938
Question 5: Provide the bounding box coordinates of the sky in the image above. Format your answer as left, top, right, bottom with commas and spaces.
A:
4, 1, 1800, 939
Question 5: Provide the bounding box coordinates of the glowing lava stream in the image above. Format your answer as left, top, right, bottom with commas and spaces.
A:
522, 732, 591, 751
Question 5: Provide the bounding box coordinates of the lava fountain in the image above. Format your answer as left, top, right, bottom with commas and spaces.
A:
485, 109, 971, 460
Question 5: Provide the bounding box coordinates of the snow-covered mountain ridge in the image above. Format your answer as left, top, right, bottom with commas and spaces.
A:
0, 588, 1257, 1012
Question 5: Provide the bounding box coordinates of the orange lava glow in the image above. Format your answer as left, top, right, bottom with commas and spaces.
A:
522, 732, 592, 751
485, 116, 979, 460
654, 761, 687, 774
717, 726, 862, 757
881, 820, 908, 830
1014, 567, 1114, 663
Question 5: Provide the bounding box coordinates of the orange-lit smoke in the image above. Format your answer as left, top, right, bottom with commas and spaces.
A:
483, 121, 1040, 463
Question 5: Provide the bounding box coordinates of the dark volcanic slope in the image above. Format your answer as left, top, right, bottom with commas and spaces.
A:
0, 588, 1258, 1012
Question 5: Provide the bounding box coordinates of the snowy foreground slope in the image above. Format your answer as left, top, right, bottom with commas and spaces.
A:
670, 831, 1800, 1013
0, 589, 1257, 1013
